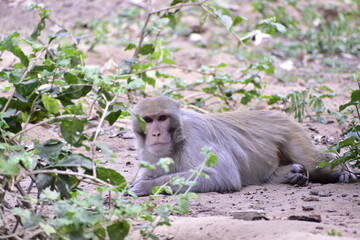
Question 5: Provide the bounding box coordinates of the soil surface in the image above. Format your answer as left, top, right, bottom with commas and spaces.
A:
1, 0, 360, 239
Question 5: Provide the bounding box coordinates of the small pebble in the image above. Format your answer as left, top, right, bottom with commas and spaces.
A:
319, 193, 332, 197
310, 190, 319, 196
302, 205, 315, 211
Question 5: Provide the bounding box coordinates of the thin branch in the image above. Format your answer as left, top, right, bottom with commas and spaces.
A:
136, 64, 214, 76
133, 0, 208, 59
28, 169, 115, 188
93, 95, 117, 142
10, 114, 88, 142
151, 0, 208, 15
200, 4, 256, 45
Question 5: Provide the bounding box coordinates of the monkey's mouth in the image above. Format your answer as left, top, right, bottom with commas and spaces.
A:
148, 142, 171, 147
148, 142, 171, 152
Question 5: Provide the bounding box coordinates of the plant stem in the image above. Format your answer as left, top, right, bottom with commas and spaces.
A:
10, 114, 88, 142
133, 0, 208, 59
29, 169, 114, 188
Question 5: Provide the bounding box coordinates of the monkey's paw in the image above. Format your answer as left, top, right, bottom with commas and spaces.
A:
288, 164, 309, 186
338, 170, 357, 183
129, 180, 152, 197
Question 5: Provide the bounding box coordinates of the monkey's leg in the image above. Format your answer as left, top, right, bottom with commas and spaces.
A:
279, 131, 355, 183
268, 164, 309, 186
308, 158, 357, 183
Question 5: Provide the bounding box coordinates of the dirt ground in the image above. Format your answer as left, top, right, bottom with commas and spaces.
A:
1, 0, 360, 239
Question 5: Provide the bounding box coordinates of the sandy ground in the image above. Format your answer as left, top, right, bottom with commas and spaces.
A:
1, 0, 360, 239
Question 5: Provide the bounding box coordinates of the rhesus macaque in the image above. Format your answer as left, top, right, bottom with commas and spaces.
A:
130, 96, 355, 196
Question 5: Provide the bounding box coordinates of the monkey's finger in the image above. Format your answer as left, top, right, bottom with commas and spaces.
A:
289, 173, 308, 186
338, 172, 357, 183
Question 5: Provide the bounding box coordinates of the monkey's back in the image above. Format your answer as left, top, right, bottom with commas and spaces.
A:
182, 110, 315, 186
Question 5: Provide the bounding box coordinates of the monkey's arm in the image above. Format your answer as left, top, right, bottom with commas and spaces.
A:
129, 167, 240, 196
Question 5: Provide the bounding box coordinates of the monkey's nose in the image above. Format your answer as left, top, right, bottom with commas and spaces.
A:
152, 131, 161, 137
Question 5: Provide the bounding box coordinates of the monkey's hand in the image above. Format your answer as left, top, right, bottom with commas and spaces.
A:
288, 164, 309, 186
129, 179, 154, 197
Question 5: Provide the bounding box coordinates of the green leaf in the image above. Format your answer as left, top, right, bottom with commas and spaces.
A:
337, 136, 357, 149
170, 0, 188, 6
94, 166, 126, 190
164, 12, 176, 29
64, 72, 78, 84
139, 44, 155, 55
263, 94, 282, 105
141, 72, 156, 87
40, 189, 60, 200
318, 160, 330, 169
201, 146, 217, 167
134, 114, 147, 133
125, 43, 137, 51
0, 155, 20, 175
39, 222, 57, 235
232, 16, 245, 27
0, 33, 29, 67
31, 17, 47, 40
339, 90, 360, 111
199, 13, 209, 29
36, 173, 54, 193
107, 220, 130, 240
60, 118, 86, 147
61, 85, 92, 100
139, 161, 156, 170
49, 29, 69, 43
217, 62, 227, 68
13, 151, 37, 169
56, 154, 93, 169
218, 13, 233, 30
205, 153, 217, 167
156, 158, 174, 173
14, 78, 40, 97
35, 139, 64, 161
106, 109, 122, 126
177, 193, 198, 213
273, 22, 286, 33
127, 78, 145, 90
152, 185, 173, 195
95, 142, 114, 157
42, 94, 59, 114
351, 90, 360, 102
11, 208, 42, 228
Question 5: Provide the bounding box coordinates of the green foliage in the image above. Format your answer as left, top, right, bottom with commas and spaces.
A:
253, 0, 360, 57
2, 0, 359, 239
265, 87, 335, 122
320, 83, 360, 171
328, 229, 343, 237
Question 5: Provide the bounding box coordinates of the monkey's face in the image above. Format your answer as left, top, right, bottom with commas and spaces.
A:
142, 114, 173, 155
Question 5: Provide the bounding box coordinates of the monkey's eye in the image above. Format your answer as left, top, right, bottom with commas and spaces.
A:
158, 115, 168, 121
143, 117, 153, 123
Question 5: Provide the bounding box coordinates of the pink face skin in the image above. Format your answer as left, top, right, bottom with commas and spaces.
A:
143, 114, 172, 154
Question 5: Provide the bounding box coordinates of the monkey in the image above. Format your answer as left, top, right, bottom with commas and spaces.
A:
130, 96, 356, 196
